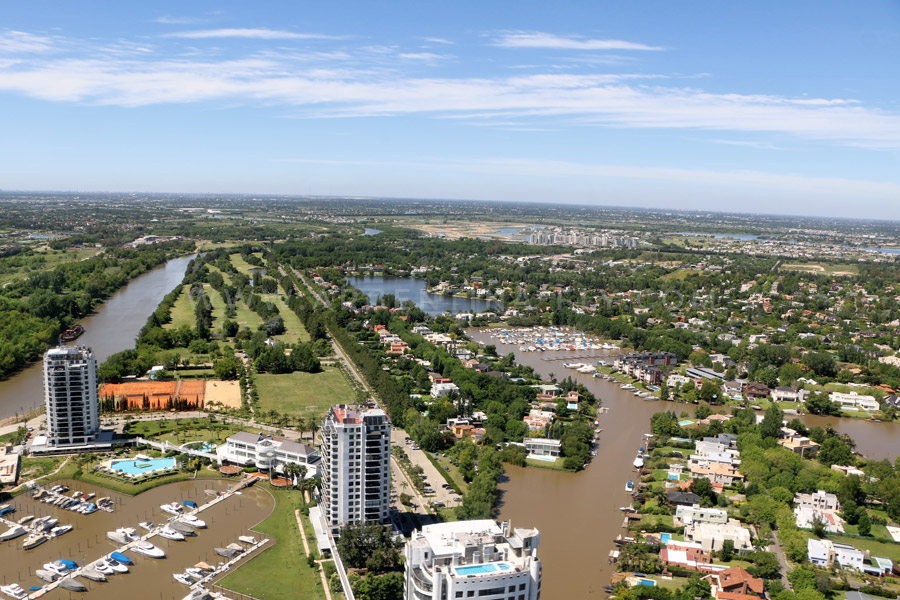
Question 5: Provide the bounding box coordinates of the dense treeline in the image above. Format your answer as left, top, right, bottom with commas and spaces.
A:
0, 241, 193, 379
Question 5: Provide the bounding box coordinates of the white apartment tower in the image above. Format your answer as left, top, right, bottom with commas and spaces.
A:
43, 346, 100, 447
321, 404, 391, 534
405, 520, 542, 600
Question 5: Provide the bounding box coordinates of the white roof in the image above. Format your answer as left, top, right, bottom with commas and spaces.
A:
419, 520, 502, 557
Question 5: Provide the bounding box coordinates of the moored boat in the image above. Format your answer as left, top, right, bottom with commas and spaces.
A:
0, 525, 26, 541
80, 567, 107, 582
59, 578, 88, 592
131, 541, 165, 558
22, 533, 47, 550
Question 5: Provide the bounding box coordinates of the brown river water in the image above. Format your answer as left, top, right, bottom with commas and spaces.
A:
0, 255, 195, 421
0, 478, 274, 600
467, 328, 900, 600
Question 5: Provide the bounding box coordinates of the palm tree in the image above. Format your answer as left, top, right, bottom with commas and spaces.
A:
283, 462, 301, 487
308, 419, 319, 447
296, 416, 308, 442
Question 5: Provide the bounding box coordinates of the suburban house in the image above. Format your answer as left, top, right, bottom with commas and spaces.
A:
685, 519, 753, 553
744, 383, 770, 399
430, 382, 460, 398
523, 409, 554, 432
794, 490, 840, 511
524, 438, 561, 458
675, 504, 729, 526
689, 462, 744, 486
218, 432, 320, 477
667, 492, 702, 507
807, 538, 863, 570
771, 386, 803, 403
778, 429, 821, 457
829, 391, 880, 412
703, 566, 765, 600
794, 505, 844, 533
660, 540, 714, 572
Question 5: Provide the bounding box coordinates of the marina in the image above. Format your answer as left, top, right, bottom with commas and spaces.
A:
0, 477, 273, 600
483, 325, 618, 352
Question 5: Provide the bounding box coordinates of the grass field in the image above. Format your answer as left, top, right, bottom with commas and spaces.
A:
826, 534, 900, 561
781, 263, 859, 276
256, 368, 355, 420
270, 294, 310, 343
219, 487, 328, 600
164, 284, 198, 330
229, 252, 264, 276
0, 247, 102, 286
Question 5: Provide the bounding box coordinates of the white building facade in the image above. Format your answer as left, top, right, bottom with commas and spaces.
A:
321, 404, 391, 535
218, 432, 320, 477
405, 520, 541, 600
43, 346, 100, 447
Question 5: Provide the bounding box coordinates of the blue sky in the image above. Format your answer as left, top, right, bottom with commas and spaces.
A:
1, 1, 900, 218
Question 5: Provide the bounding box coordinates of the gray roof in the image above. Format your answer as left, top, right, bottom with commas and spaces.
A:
277, 440, 315, 456
228, 431, 262, 444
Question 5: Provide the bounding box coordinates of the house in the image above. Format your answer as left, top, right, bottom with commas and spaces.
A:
778, 429, 820, 457
794, 490, 840, 511
685, 519, 753, 553
531, 384, 562, 397
807, 538, 864, 571
689, 462, 744, 486
660, 540, 714, 572
524, 438, 561, 458
745, 383, 770, 399
667, 492, 702, 506
703, 566, 765, 600
829, 391, 880, 412
771, 386, 802, 403
794, 505, 844, 533
430, 382, 460, 398
831, 464, 866, 478
523, 410, 554, 432
675, 504, 729, 526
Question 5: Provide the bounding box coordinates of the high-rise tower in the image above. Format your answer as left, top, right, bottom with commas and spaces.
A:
43, 346, 100, 447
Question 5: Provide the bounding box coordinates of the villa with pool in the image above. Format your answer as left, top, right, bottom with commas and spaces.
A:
217, 432, 320, 478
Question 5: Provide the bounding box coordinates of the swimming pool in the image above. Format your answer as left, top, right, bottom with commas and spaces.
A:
185, 441, 217, 452
660, 533, 671, 544
110, 457, 176, 476
637, 579, 657, 587
455, 563, 512, 576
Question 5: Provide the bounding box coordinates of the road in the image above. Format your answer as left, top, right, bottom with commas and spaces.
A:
769, 531, 793, 590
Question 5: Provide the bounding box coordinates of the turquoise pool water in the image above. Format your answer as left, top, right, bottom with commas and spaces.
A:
110, 457, 176, 475
185, 441, 217, 452
638, 579, 657, 586
455, 563, 512, 576
660, 533, 671, 544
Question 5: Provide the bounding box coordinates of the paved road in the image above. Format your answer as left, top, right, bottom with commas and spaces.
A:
390, 429, 462, 508
769, 531, 793, 590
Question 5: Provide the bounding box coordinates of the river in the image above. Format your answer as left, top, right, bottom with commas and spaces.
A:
345, 275, 499, 315
0, 478, 273, 600
0, 255, 196, 421
466, 328, 900, 600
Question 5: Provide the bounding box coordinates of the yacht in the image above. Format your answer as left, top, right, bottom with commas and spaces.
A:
238, 535, 258, 545
131, 541, 165, 558
181, 514, 206, 528
160, 502, 184, 516
173, 573, 193, 586
633, 455, 645, 469
168, 521, 196, 536
43, 561, 71, 576
105, 558, 129, 573
0, 525, 26, 542
35, 569, 57, 583
50, 524, 73, 537
22, 532, 48, 550
159, 526, 185, 541
94, 561, 114, 575
16, 515, 33, 524
625, 480, 634, 493
0, 584, 28, 599
59, 579, 88, 593
139, 521, 154, 531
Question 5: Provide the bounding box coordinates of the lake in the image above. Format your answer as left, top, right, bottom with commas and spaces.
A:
345, 276, 499, 315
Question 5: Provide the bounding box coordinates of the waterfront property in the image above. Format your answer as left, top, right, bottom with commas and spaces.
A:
108, 457, 177, 477
404, 519, 541, 600
674, 504, 728, 526
524, 438, 561, 458
684, 519, 752, 553
43, 346, 100, 447
217, 432, 320, 477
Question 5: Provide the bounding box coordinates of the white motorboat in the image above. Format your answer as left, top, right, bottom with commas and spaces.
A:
16, 515, 33, 524
22, 533, 48, 550
181, 514, 206, 528
184, 567, 206, 579
35, 569, 57, 583
138, 521, 154, 531
173, 573, 193, 586
159, 526, 185, 541
106, 558, 129, 573
633, 455, 645, 469
0, 525, 26, 541
44, 561, 70, 576
132, 541, 165, 558
238, 535, 258, 545
160, 503, 183, 516
0, 583, 28, 599
107, 530, 130, 544
93, 560, 114, 575
51, 524, 73, 537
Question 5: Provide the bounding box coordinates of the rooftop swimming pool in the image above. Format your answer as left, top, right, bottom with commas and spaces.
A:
110, 457, 176, 476
455, 563, 513, 576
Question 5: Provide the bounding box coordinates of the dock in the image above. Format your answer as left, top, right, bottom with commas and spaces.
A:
26, 476, 261, 599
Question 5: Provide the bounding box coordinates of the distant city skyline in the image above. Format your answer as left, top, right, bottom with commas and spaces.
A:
1, 1, 899, 218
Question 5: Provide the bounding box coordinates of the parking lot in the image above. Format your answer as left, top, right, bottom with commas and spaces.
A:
390, 428, 462, 509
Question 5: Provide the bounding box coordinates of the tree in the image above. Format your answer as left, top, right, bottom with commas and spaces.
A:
719, 539, 735, 562
817, 437, 852, 467
659, 380, 669, 401
336, 522, 401, 572
263, 315, 286, 336
691, 478, 717, 506
759, 404, 784, 439
857, 513, 871, 536
213, 356, 241, 380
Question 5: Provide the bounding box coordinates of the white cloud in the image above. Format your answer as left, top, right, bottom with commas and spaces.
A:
164, 28, 336, 40
423, 37, 454, 45
0, 31, 56, 54
492, 31, 663, 51
1, 30, 899, 148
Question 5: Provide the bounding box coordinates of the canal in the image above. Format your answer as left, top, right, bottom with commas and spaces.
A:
466, 328, 900, 600
0, 477, 274, 600
345, 275, 499, 315
0, 255, 196, 421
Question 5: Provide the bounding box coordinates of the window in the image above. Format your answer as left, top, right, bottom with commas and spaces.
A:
456, 593, 463, 599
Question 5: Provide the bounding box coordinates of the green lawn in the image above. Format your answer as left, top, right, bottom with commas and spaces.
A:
525, 457, 571, 471
229, 252, 264, 276
270, 294, 310, 343
219, 487, 328, 600
823, 534, 900, 561
163, 284, 197, 330
432, 454, 470, 493
256, 368, 355, 420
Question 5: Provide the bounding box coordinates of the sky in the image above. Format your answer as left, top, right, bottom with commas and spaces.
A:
1, 1, 900, 219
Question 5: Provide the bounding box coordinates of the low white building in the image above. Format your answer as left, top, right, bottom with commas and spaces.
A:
675, 504, 728, 526
524, 438, 561, 458
404, 520, 541, 600
794, 490, 840, 511
431, 382, 460, 398
807, 538, 864, 571
794, 506, 844, 533
829, 391, 880, 412
218, 432, 320, 477
685, 519, 752, 553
